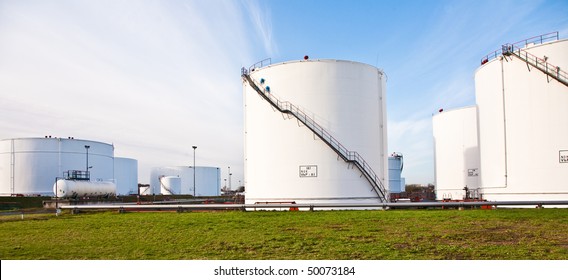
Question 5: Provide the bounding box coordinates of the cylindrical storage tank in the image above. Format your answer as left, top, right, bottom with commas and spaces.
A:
53, 179, 116, 198
244, 59, 388, 206
139, 185, 152, 196
150, 166, 220, 196
475, 38, 568, 201
0, 137, 114, 196
114, 157, 138, 195
432, 106, 480, 200
159, 176, 181, 195
388, 153, 404, 193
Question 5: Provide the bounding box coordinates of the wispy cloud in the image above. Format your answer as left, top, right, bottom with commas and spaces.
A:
0, 1, 273, 183
241, 0, 278, 57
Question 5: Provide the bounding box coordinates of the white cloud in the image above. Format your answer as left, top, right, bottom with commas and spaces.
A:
388, 117, 434, 184
241, 0, 278, 57
0, 0, 273, 183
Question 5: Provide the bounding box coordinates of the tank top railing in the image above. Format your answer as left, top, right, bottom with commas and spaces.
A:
481, 31, 559, 65
241, 69, 388, 202
502, 44, 568, 87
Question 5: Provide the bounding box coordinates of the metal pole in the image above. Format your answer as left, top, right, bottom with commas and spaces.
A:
55, 177, 58, 212
84, 145, 90, 176
228, 166, 232, 191
192, 146, 197, 197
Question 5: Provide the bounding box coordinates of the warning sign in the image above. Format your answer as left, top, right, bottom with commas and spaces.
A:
299, 165, 317, 177
468, 168, 479, 176
560, 150, 568, 163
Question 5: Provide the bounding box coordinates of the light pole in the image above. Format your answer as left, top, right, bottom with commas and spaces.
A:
84, 145, 90, 178
192, 146, 197, 197
228, 166, 232, 191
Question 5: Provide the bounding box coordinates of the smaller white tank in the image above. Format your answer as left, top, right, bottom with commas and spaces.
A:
53, 179, 116, 198
159, 176, 181, 195
139, 185, 152, 195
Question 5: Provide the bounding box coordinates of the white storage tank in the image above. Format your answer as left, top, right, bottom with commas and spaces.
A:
159, 176, 181, 195
475, 36, 568, 201
432, 106, 480, 200
243, 59, 388, 205
53, 179, 116, 198
114, 157, 138, 195
149, 166, 221, 196
139, 185, 152, 196
0, 137, 114, 196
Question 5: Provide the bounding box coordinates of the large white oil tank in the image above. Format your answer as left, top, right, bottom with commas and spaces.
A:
0, 137, 114, 196
243, 59, 388, 205
114, 157, 138, 195
432, 106, 480, 200
159, 176, 181, 195
388, 153, 405, 193
149, 166, 220, 196
475, 37, 568, 201
53, 179, 116, 198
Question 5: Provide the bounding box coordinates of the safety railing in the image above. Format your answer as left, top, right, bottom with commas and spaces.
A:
241, 69, 388, 202
64, 170, 90, 181
481, 31, 559, 65
511, 31, 559, 49
248, 58, 272, 73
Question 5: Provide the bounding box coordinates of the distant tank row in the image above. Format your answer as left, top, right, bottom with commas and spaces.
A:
1, 33, 566, 205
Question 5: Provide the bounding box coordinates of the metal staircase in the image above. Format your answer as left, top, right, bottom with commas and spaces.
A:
502, 44, 568, 87
241, 68, 388, 202
481, 31, 567, 87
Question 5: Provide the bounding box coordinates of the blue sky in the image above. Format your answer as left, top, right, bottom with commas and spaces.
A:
1, 0, 567, 185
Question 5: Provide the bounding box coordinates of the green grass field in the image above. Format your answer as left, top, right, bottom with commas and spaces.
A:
1, 209, 567, 260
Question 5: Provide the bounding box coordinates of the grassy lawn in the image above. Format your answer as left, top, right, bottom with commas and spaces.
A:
0, 209, 567, 260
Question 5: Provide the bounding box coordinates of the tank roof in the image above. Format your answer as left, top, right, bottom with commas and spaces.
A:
251, 58, 386, 76
1, 137, 113, 147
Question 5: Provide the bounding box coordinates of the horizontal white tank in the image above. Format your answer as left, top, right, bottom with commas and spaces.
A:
159, 176, 181, 195
433, 106, 480, 200
0, 137, 114, 196
149, 166, 220, 196
475, 38, 568, 201
53, 179, 116, 198
244, 59, 388, 205
114, 157, 138, 195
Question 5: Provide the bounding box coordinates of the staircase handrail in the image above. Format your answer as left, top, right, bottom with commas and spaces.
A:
242, 69, 387, 201
502, 44, 568, 86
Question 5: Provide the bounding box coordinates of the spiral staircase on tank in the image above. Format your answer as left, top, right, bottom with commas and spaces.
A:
242, 68, 388, 203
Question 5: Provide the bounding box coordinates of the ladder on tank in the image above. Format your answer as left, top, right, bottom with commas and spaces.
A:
241, 68, 388, 202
